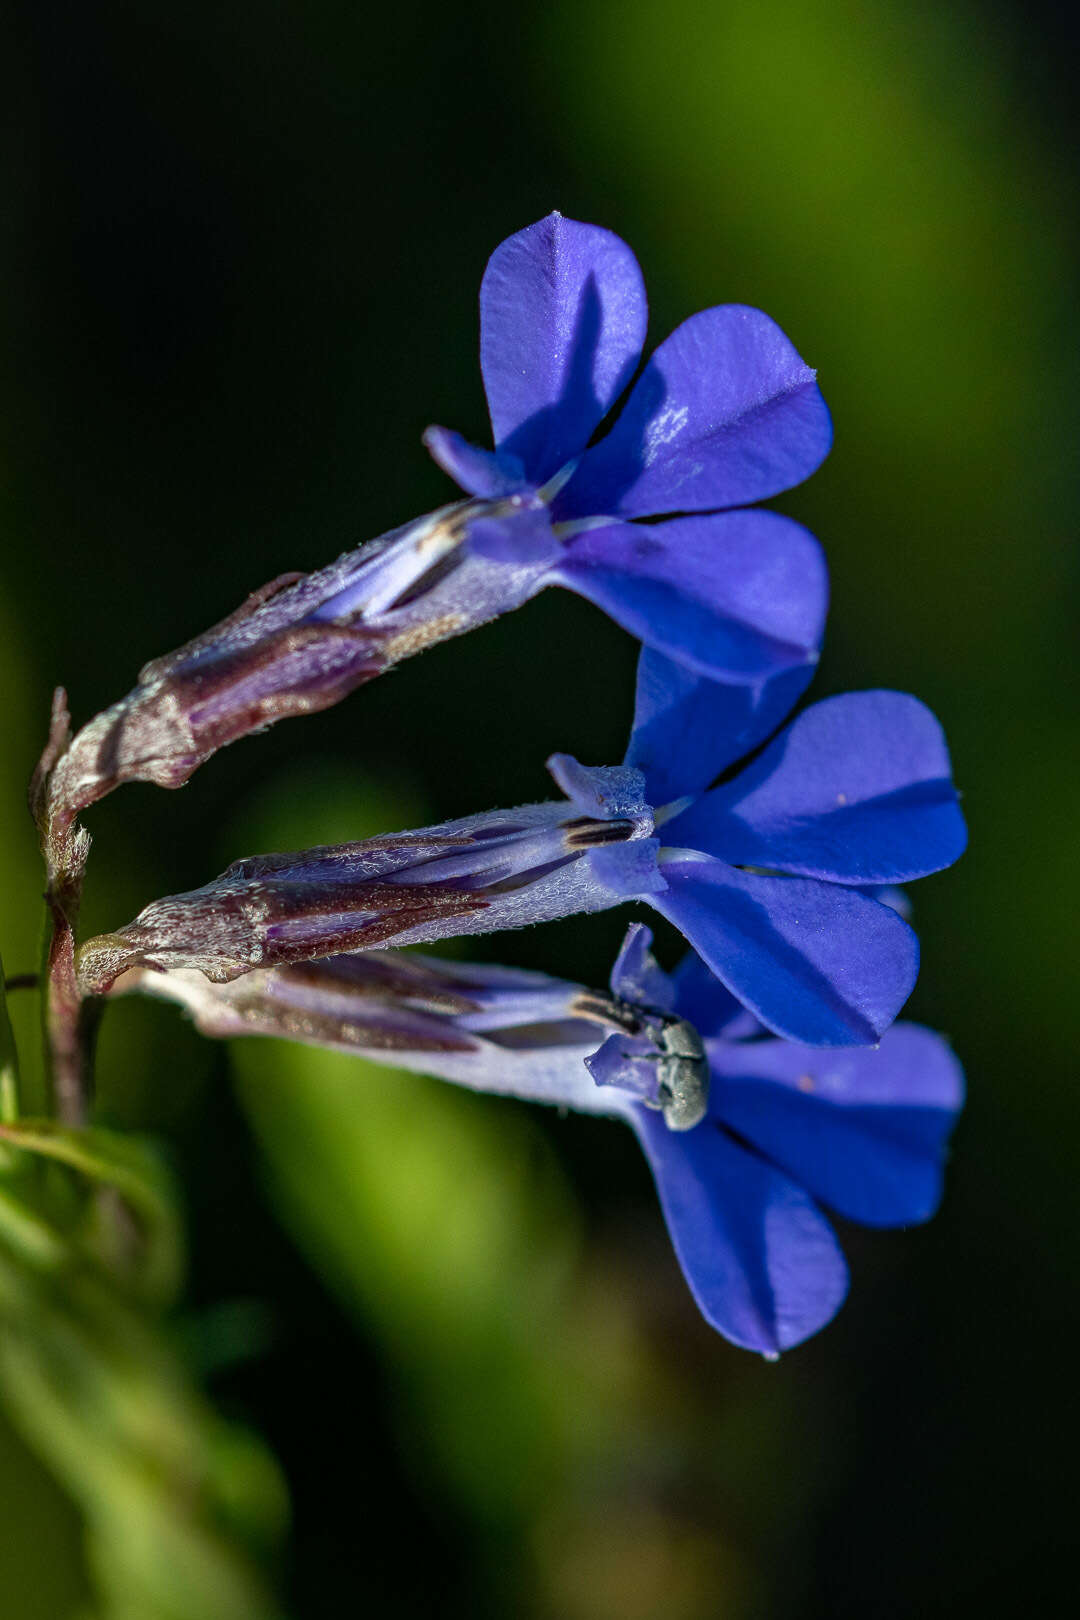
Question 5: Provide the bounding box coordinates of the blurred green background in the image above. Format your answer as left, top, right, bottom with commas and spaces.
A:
1, 1, 1077, 1614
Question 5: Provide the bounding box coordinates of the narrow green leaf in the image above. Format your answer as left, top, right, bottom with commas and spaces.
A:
0, 1120, 184, 1305
0, 1257, 289, 1620
0, 1180, 69, 1271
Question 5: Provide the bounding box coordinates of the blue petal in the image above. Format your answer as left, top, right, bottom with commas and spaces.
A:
464, 507, 562, 566
555, 305, 832, 520
608, 923, 677, 1011
549, 510, 827, 683
546, 753, 653, 825
708, 1023, 965, 1227
479, 213, 648, 484
670, 951, 755, 1037
423, 426, 528, 499
585, 1030, 664, 1105
632, 1109, 849, 1352
625, 647, 813, 808
648, 859, 920, 1046
667, 691, 967, 884
584, 839, 667, 900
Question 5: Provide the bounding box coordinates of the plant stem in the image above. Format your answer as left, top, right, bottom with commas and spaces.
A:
0, 958, 20, 1125
40, 909, 90, 1126
30, 688, 95, 1125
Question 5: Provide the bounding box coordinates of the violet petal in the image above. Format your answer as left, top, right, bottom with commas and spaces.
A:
649, 859, 920, 1046
666, 691, 967, 883
555, 304, 832, 519
708, 1023, 965, 1226
550, 509, 827, 682
480, 212, 648, 484
633, 1108, 849, 1353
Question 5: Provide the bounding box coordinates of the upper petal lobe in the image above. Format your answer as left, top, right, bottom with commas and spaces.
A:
556, 305, 832, 519
625, 647, 814, 807
666, 691, 967, 883
423, 426, 528, 499
480, 213, 648, 484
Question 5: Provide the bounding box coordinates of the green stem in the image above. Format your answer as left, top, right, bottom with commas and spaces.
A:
0, 955, 20, 1125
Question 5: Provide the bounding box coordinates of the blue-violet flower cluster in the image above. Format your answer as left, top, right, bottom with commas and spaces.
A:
44, 213, 967, 1352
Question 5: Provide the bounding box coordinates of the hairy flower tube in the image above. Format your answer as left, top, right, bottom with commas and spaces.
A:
121, 925, 964, 1355
81, 654, 966, 1048
43, 213, 828, 827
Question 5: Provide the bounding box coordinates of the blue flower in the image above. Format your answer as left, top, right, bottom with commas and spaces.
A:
583, 926, 965, 1352
49, 214, 829, 819
85, 655, 966, 1049
419, 210, 833, 685
127, 924, 964, 1355
627, 653, 968, 1044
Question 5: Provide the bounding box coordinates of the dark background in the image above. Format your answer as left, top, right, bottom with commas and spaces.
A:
1, 2, 1077, 1615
